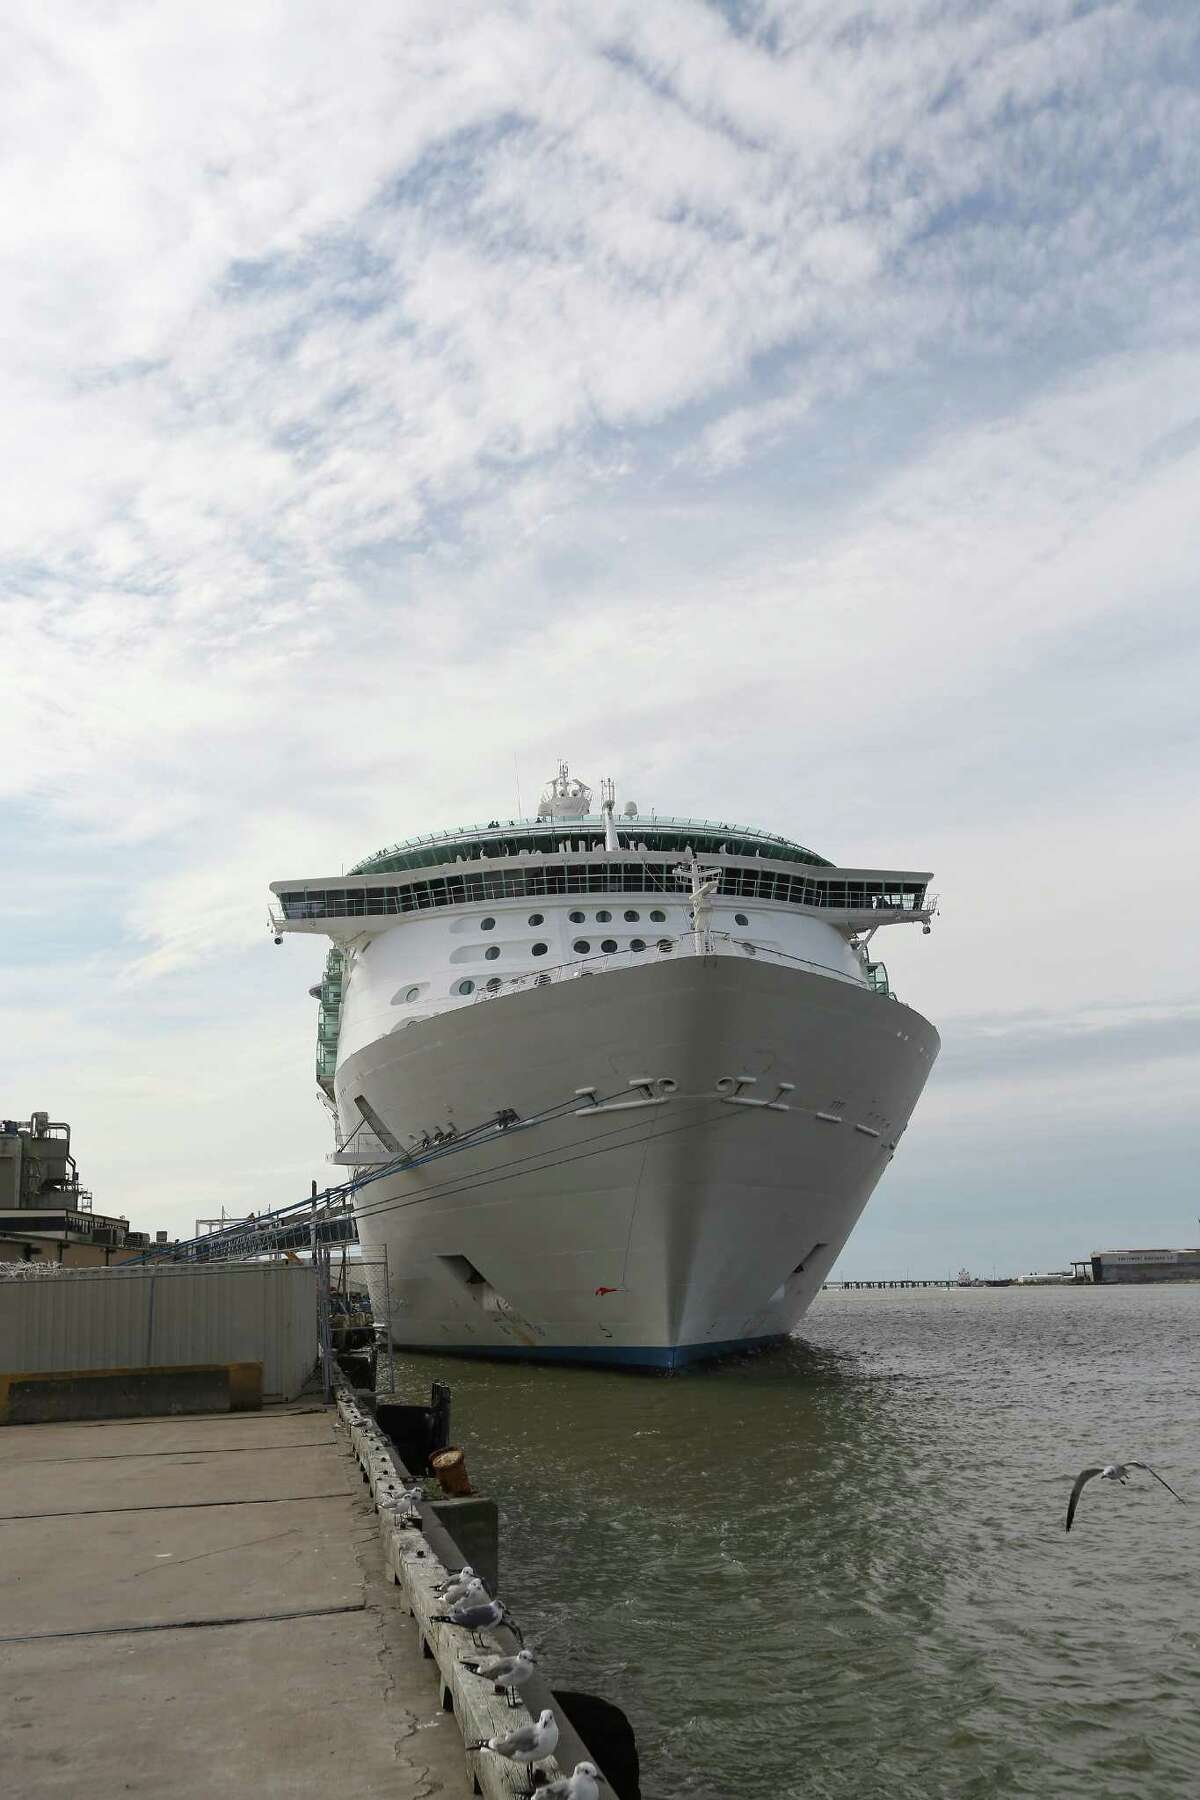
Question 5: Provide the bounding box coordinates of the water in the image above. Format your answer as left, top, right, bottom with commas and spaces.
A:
392, 1285, 1200, 1799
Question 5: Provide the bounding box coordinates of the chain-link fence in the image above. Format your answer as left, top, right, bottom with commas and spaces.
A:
320, 1243, 394, 1398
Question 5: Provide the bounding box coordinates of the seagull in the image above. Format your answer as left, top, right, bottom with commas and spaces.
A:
1065, 1461, 1186, 1531
429, 1579, 485, 1621
460, 1645, 535, 1706
378, 1483, 424, 1523
430, 1588, 523, 1645
436, 1565, 478, 1604
466, 1708, 559, 1785
537, 1762, 603, 1800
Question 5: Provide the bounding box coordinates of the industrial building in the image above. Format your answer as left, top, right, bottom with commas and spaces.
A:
1090, 1247, 1200, 1284
0, 1112, 150, 1265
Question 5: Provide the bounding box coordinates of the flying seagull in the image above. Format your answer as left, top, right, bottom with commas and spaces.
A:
537, 1761, 603, 1800
1065, 1461, 1186, 1531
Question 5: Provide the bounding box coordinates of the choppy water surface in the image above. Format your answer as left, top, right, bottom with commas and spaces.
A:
393, 1286, 1200, 1799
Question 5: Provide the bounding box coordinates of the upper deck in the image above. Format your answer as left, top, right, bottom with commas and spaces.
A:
270, 846, 932, 934
348, 814, 832, 876
268, 773, 937, 1101
272, 815, 931, 935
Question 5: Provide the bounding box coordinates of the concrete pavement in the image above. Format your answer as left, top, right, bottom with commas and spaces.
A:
0, 1401, 472, 1798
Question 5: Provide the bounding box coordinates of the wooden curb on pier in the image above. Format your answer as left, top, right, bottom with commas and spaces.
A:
336, 1383, 597, 1799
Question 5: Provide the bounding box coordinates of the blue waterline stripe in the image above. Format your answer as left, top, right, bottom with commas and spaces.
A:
399, 1335, 785, 1371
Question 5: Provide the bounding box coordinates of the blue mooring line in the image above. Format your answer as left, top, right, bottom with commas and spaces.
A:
127, 1092, 591, 1265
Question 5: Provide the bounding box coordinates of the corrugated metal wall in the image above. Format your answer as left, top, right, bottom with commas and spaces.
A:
0, 1264, 318, 1400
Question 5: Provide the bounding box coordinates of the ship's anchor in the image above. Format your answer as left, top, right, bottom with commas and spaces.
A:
715, 1075, 794, 1112
574, 1077, 677, 1115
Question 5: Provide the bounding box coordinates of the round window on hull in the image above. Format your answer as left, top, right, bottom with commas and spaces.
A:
457, 979, 475, 995
573, 939, 591, 954
630, 938, 646, 952
569, 910, 585, 923
735, 912, 749, 926
484, 946, 500, 961
528, 913, 545, 926
531, 942, 548, 956
624, 909, 640, 922
649, 910, 666, 923
600, 938, 617, 953
480, 917, 496, 931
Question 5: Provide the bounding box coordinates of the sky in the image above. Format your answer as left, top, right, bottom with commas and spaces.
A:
2, 0, 1198, 1276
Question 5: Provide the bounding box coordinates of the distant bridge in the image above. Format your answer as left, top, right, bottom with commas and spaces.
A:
823, 1278, 957, 1290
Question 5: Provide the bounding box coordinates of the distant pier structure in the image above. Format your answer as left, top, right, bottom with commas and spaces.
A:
1089, 1248, 1200, 1284
824, 1277, 954, 1290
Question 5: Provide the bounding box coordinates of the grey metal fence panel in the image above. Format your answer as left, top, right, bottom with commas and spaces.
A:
0, 1264, 318, 1400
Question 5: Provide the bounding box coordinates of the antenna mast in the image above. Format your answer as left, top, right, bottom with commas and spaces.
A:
600, 778, 618, 851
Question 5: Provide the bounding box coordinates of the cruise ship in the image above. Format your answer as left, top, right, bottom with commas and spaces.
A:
269, 766, 939, 1369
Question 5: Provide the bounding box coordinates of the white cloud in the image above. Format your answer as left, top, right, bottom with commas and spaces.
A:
1, 1, 1198, 1252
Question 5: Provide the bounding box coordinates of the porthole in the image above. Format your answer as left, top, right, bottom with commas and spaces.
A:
481, 917, 496, 931
486, 976, 502, 992
624, 909, 640, 922
600, 938, 617, 953
457, 979, 475, 995
404, 985, 420, 1002
569, 910, 585, 923
630, 938, 646, 952
528, 912, 545, 927
649, 909, 666, 923
596, 909, 612, 923
484, 945, 500, 961
573, 939, 591, 954
531, 942, 548, 956
735, 912, 749, 926
657, 937, 673, 952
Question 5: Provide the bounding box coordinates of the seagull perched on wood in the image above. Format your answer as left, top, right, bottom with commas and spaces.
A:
1065, 1461, 1186, 1531
466, 1708, 559, 1786
378, 1482, 424, 1523
430, 1587, 523, 1646
436, 1565, 478, 1605
536, 1761, 603, 1800
460, 1645, 536, 1705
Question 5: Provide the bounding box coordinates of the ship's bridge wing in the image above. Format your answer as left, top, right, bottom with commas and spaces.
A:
268, 853, 934, 937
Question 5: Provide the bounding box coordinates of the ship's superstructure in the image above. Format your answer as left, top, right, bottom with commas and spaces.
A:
270, 765, 939, 1368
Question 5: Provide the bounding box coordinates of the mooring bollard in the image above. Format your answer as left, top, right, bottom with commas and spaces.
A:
431, 1444, 473, 1496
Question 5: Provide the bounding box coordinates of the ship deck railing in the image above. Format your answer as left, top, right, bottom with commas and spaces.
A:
269, 886, 936, 932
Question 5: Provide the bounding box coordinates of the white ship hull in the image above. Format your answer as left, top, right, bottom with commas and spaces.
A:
336, 952, 939, 1370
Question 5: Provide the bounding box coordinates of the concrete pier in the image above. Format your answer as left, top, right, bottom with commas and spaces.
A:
0, 1401, 470, 1798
